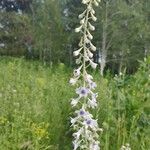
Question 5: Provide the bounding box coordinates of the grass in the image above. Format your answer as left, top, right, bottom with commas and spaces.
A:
0, 57, 149, 150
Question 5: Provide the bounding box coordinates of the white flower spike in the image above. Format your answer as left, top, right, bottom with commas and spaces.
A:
70, 0, 101, 149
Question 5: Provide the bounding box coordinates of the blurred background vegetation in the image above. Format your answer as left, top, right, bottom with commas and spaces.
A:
0, 0, 150, 74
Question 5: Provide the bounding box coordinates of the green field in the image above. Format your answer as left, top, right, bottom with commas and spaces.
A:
0, 57, 149, 150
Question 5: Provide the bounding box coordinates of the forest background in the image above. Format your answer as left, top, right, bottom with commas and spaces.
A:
0, 0, 150, 75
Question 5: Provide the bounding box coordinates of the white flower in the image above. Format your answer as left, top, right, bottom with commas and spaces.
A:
88, 99, 97, 108
75, 25, 83, 33
87, 93, 98, 108
88, 22, 95, 31
78, 38, 83, 47
92, 93, 98, 100
75, 108, 93, 119
84, 119, 99, 131
87, 74, 93, 80
87, 5, 92, 11
69, 78, 77, 85
89, 81, 97, 89
71, 97, 81, 107
73, 127, 84, 140
89, 141, 100, 150
73, 139, 82, 150
82, 0, 90, 4
93, 0, 99, 6
87, 30, 93, 40
87, 49, 93, 58
89, 60, 98, 69
76, 87, 89, 97
85, 73, 93, 83
80, 18, 85, 24
71, 117, 79, 125
73, 47, 83, 56
76, 56, 82, 64
90, 42, 97, 51
74, 65, 82, 77
78, 10, 86, 19
70, 0, 100, 149
91, 8, 96, 15
85, 36, 90, 43
91, 12, 97, 21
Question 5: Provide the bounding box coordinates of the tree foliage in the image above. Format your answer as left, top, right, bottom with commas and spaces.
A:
0, 0, 150, 73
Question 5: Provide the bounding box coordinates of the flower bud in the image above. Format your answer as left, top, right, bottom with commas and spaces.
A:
87, 5, 92, 11
94, 0, 99, 6
74, 65, 82, 77
89, 60, 97, 69
69, 78, 77, 85
73, 47, 83, 56
85, 36, 90, 44
87, 49, 93, 58
90, 42, 96, 51
91, 13, 97, 21
79, 38, 83, 47
91, 8, 95, 14
78, 10, 86, 19
87, 30, 93, 40
88, 22, 95, 31
82, 0, 90, 4
76, 56, 82, 64
80, 18, 85, 24
75, 25, 82, 32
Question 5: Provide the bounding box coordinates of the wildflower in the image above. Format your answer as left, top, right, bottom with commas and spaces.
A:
73, 47, 83, 56
73, 128, 84, 140
71, 117, 79, 125
76, 87, 89, 97
75, 25, 83, 33
90, 42, 97, 51
73, 65, 82, 77
76, 56, 82, 64
79, 10, 86, 19
89, 141, 100, 150
73, 139, 82, 150
82, 0, 90, 4
89, 59, 98, 69
88, 22, 95, 31
69, 78, 77, 85
87, 98, 97, 108
85, 36, 90, 44
75, 108, 93, 119
91, 12, 97, 21
87, 49, 93, 58
89, 81, 97, 89
70, 0, 101, 149
87, 30, 93, 40
84, 119, 99, 131
71, 97, 81, 107
85, 73, 93, 82
80, 18, 85, 24
93, 0, 99, 6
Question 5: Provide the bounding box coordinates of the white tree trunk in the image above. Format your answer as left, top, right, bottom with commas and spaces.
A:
100, 1, 108, 76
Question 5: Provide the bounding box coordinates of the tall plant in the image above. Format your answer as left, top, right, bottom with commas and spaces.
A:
69, 0, 102, 149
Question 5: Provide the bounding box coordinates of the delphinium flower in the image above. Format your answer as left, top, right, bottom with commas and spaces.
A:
69, 0, 102, 149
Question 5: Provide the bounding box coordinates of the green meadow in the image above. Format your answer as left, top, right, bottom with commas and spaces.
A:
0, 57, 149, 150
